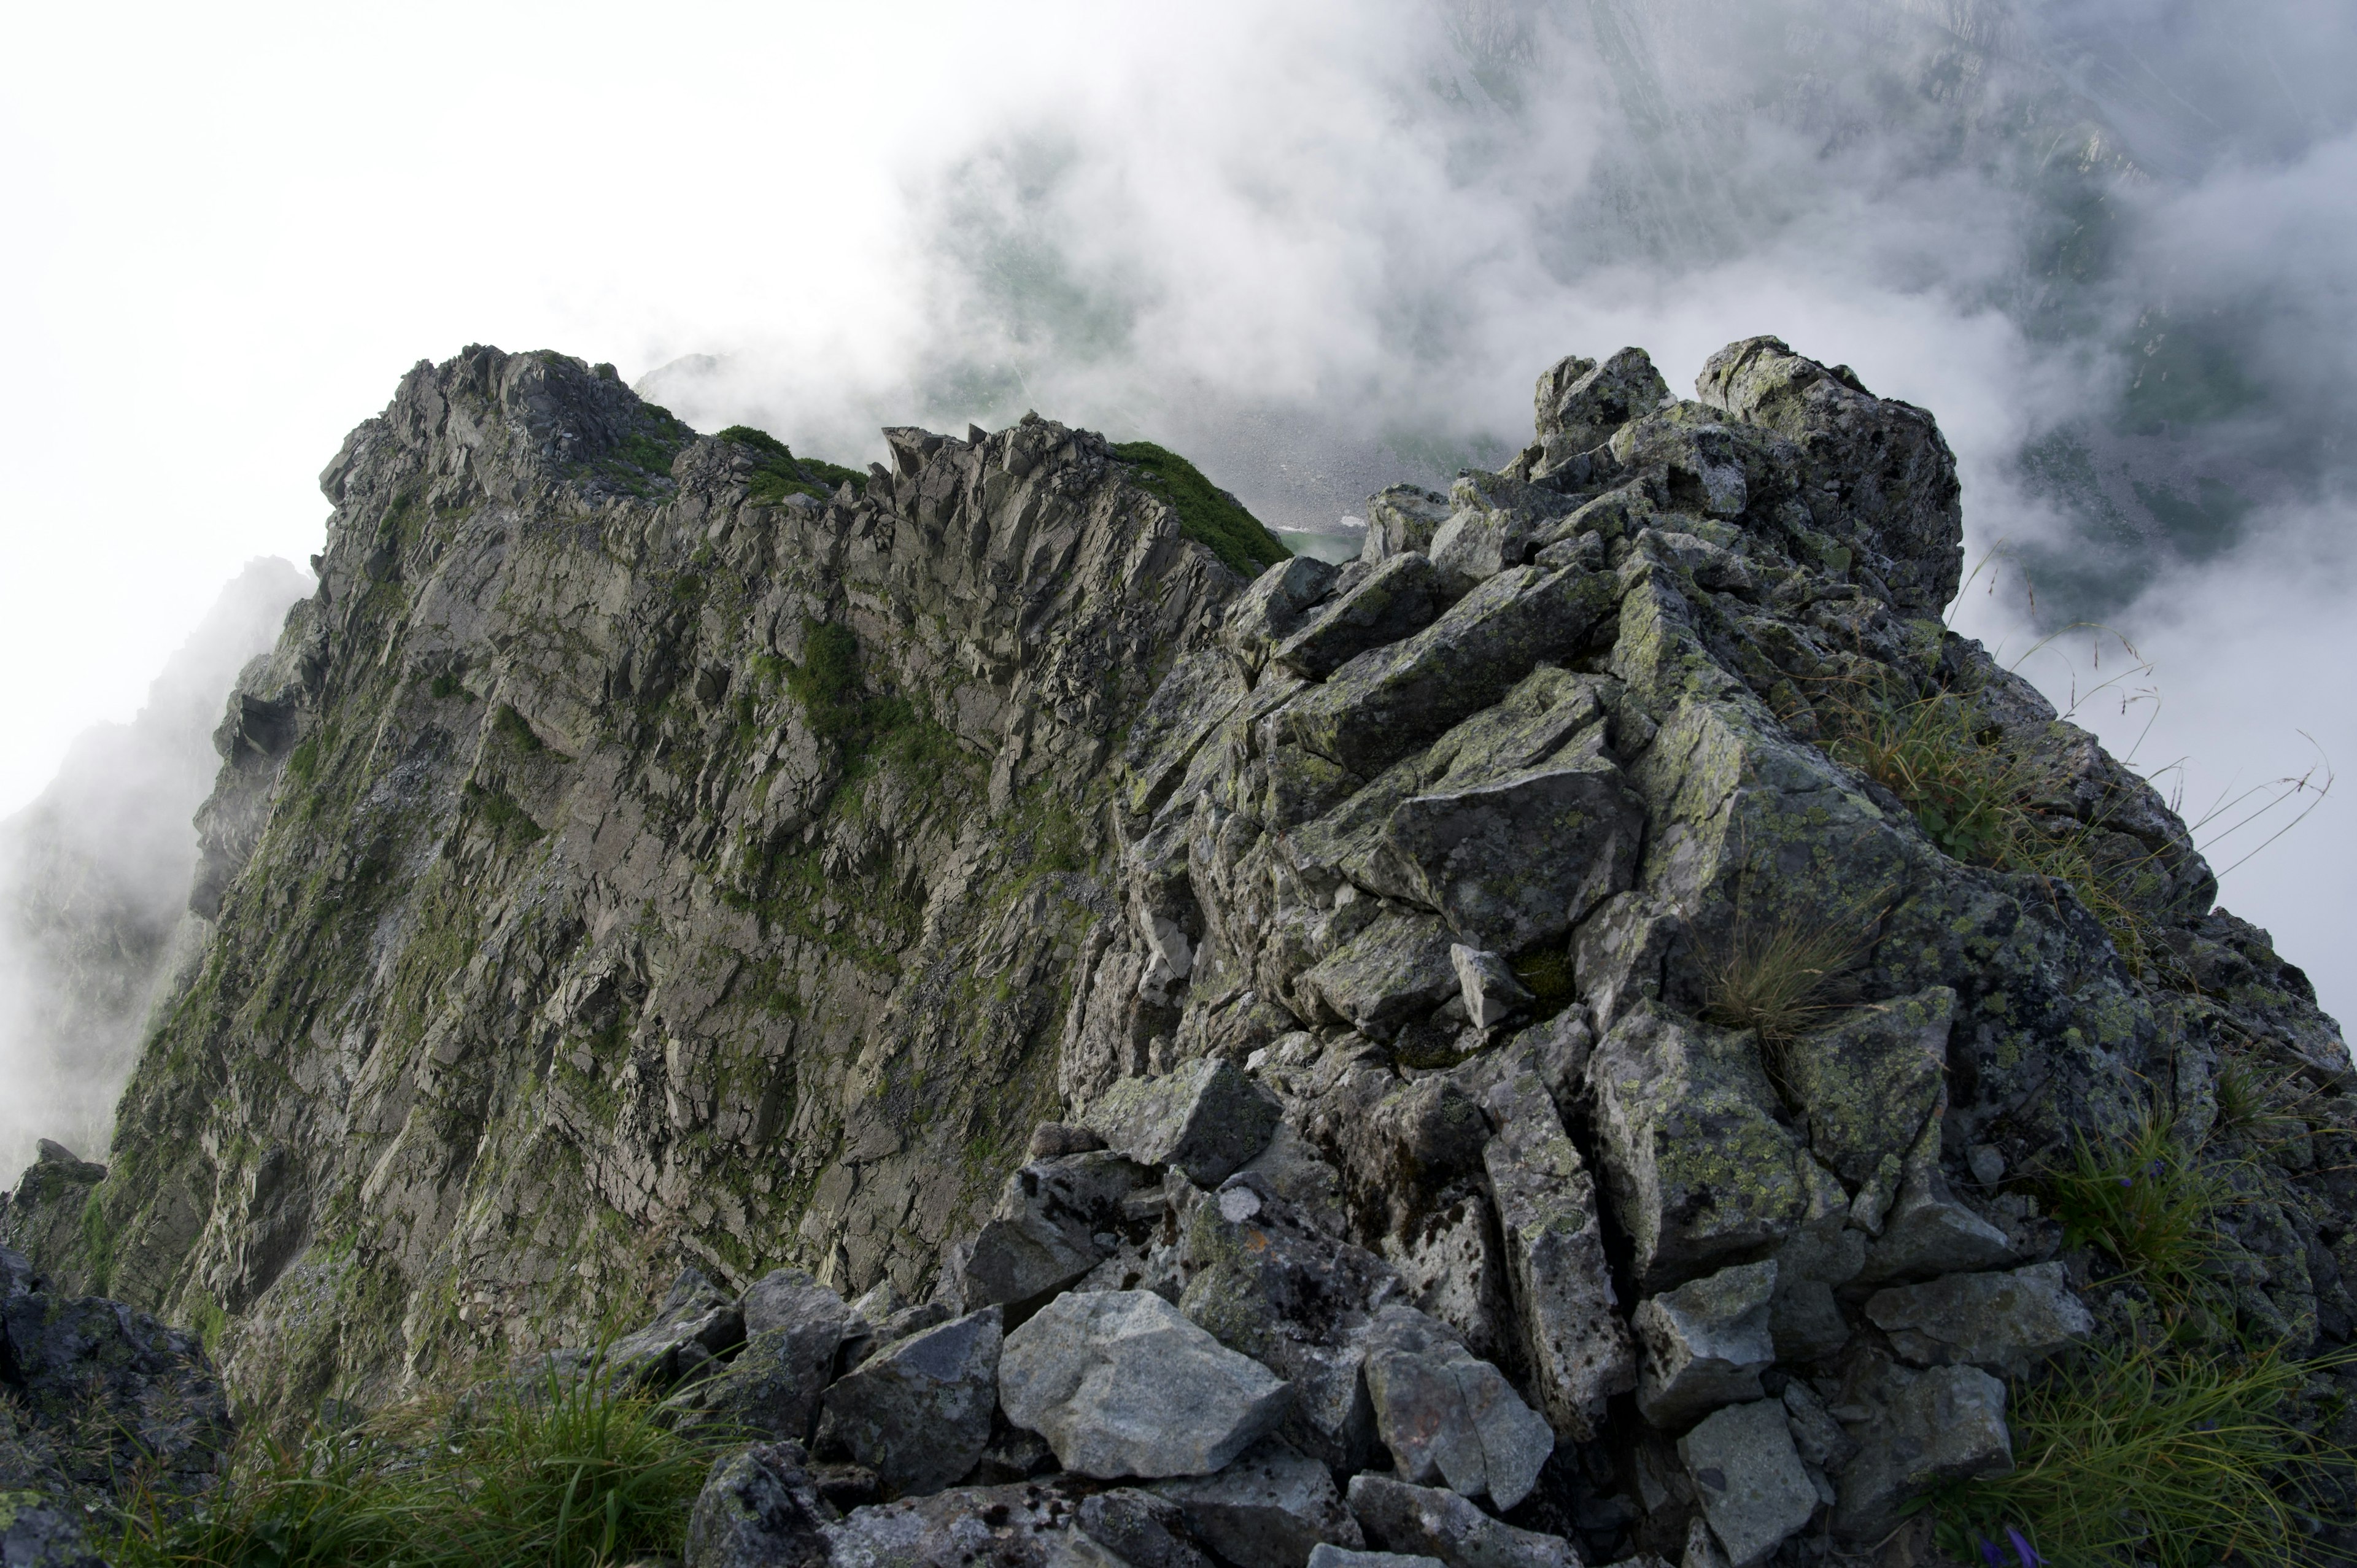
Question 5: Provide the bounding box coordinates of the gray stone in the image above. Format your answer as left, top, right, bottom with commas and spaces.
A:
1678, 1517, 1729, 1568
1031, 1123, 1109, 1160
1154, 1437, 1363, 1568
1965, 1145, 2005, 1187
1856, 1121, 2014, 1286
685, 1441, 834, 1568
1676, 1401, 1816, 1568
1358, 1305, 1555, 1511
823, 1480, 1089, 1568
1308, 1550, 1447, 1568
1635, 1262, 1777, 1429
842, 1302, 956, 1373
1273, 554, 1447, 682
1535, 348, 1672, 464
1282, 563, 1622, 778
1694, 338, 1962, 617
1451, 947, 1534, 1030
1567, 895, 1678, 1034
1776, 989, 1953, 1191
1177, 1178, 1399, 1474
1865, 1264, 2093, 1376
1480, 1068, 1634, 1440
1584, 1004, 1819, 1288
957, 1151, 1159, 1310
821, 1307, 1004, 1496
1345, 1473, 1583, 1568
665, 1307, 853, 1444
1078, 1488, 1217, 1568
1091, 1062, 1282, 1187
1233, 1124, 1350, 1240
1300, 910, 1461, 1041
1000, 1290, 1291, 1479
1362, 487, 1453, 566
1830, 1360, 2011, 1541
744, 1267, 855, 1340
611, 1267, 748, 1391
1227, 557, 1342, 675
1779, 1382, 1854, 1473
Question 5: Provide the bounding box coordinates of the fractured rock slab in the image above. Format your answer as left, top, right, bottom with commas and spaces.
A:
956, 1151, 1158, 1310
1358, 1305, 1555, 1511
1154, 1437, 1364, 1568
1634, 1261, 1776, 1430
684, 1440, 833, 1568
1091, 1060, 1282, 1186
1345, 1473, 1583, 1568
824, 1479, 1089, 1568
1865, 1262, 2092, 1377
610, 1267, 746, 1391
1079, 1489, 1217, 1568
1000, 1290, 1291, 1479
821, 1307, 1004, 1496
1830, 1356, 2011, 1540
1480, 1066, 1634, 1440
1309, 1550, 1447, 1568
1677, 1400, 1817, 1568
1274, 554, 1447, 681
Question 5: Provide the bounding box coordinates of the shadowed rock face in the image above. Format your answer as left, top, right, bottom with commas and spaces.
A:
26, 346, 1244, 1424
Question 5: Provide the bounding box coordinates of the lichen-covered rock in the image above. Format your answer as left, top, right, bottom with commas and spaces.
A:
1829, 1357, 2011, 1540
954, 1152, 1159, 1310
1480, 1066, 1632, 1440
999, 1290, 1290, 1479
1677, 1401, 1816, 1568
666, 1268, 853, 1443
824, 1479, 1091, 1568
1344, 1473, 1582, 1568
1153, 1437, 1363, 1568
1087, 1061, 1281, 1188
1864, 1263, 2093, 1375
1357, 1305, 1554, 1511
821, 1307, 1004, 1496
1633, 1262, 1776, 1429
685, 1441, 834, 1568
0, 1145, 107, 1299
1273, 555, 1446, 682
1078, 1488, 1216, 1568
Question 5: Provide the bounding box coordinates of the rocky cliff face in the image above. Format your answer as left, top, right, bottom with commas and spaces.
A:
32, 347, 1252, 1419
9, 331, 2353, 1562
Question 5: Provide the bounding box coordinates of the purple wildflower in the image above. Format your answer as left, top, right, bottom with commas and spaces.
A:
2007, 1525, 2045, 1567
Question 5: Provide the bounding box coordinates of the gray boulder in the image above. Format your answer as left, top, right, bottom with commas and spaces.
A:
1480, 1067, 1633, 1441
1358, 1306, 1555, 1511
1273, 554, 1447, 681
685, 1441, 834, 1568
956, 1151, 1159, 1310
1363, 487, 1453, 566
1452, 947, 1534, 1031
1301, 911, 1461, 1041
842, 1302, 956, 1373
821, 1308, 1004, 1496
999, 1290, 1291, 1479
1090, 1060, 1282, 1187
1345, 1473, 1582, 1568
1865, 1263, 2093, 1376
610, 1267, 746, 1391
1774, 989, 1953, 1191
1154, 1437, 1364, 1568
1830, 1359, 2011, 1540
824, 1480, 1089, 1568
1534, 348, 1671, 467
1226, 557, 1342, 676
1308, 1550, 1447, 1568
1585, 1004, 1820, 1288
1177, 1177, 1400, 1473
1633, 1262, 1777, 1430
665, 1269, 854, 1442
1078, 1489, 1217, 1568
1676, 1402, 1817, 1568
1282, 563, 1621, 779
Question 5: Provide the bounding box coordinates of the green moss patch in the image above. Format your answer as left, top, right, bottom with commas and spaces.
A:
1109, 440, 1288, 579
716, 424, 869, 506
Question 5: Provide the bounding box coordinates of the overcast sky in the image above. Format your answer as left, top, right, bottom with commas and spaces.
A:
2, 0, 2350, 1024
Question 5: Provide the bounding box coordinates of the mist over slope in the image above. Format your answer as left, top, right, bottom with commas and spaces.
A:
0, 558, 309, 1175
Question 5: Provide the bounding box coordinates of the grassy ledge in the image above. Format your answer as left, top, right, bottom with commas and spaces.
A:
1108, 440, 1290, 579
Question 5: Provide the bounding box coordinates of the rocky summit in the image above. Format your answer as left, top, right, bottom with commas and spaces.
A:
2, 336, 2352, 1567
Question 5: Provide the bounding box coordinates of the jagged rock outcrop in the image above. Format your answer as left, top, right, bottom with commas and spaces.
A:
30, 347, 1260, 1424
15, 331, 2356, 1565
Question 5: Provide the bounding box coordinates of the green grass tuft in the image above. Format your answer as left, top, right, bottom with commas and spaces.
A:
716, 423, 867, 506
1109, 440, 1289, 579
1935, 1338, 2347, 1568
110, 1361, 729, 1568
2045, 1108, 2230, 1312
491, 705, 544, 755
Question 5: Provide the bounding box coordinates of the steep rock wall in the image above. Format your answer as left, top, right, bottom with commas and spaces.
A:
61, 347, 1245, 1419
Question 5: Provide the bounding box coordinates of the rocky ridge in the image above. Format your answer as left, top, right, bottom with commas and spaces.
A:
4, 334, 2353, 1565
